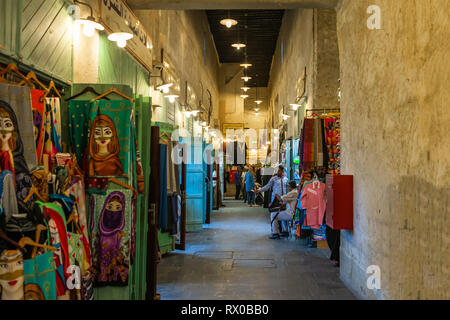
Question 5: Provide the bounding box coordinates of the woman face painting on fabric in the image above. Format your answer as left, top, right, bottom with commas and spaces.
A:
0, 250, 24, 300
88, 115, 123, 177
0, 102, 32, 202
96, 191, 128, 284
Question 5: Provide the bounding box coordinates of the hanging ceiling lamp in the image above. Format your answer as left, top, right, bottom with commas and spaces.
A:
232, 20, 245, 50
240, 63, 252, 68
220, 10, 238, 28
254, 87, 262, 105
241, 87, 250, 92
232, 43, 246, 50
73, 0, 104, 37
108, 32, 133, 48
240, 94, 249, 99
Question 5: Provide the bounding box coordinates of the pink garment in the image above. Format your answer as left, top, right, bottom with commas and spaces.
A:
300, 181, 326, 229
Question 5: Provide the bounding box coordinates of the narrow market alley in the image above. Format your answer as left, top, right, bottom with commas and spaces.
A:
158, 200, 354, 300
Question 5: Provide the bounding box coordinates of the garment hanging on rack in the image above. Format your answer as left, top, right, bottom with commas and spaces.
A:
159, 144, 169, 232
87, 100, 132, 179
23, 251, 58, 300
90, 189, 132, 286
68, 100, 91, 166
300, 181, 326, 230
0, 84, 37, 170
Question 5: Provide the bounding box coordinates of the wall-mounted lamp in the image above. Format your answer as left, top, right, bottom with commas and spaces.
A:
156, 82, 173, 93
165, 94, 179, 103
108, 32, 133, 48
290, 103, 300, 111
73, 0, 104, 37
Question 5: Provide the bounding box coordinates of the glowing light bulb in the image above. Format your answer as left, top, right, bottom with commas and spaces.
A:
220, 19, 238, 28
83, 24, 95, 37
290, 104, 300, 111
117, 39, 126, 48
76, 18, 104, 38
255, 100, 262, 105
165, 94, 178, 103
108, 32, 133, 49
240, 95, 249, 99
241, 87, 250, 92
241, 76, 252, 82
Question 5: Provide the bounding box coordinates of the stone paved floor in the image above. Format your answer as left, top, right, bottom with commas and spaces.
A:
157, 200, 356, 300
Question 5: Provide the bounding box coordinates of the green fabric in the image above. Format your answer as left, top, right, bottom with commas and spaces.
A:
89, 100, 132, 179
23, 252, 57, 300
68, 100, 90, 164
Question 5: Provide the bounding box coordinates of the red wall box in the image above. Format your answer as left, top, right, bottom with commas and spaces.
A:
326, 174, 354, 230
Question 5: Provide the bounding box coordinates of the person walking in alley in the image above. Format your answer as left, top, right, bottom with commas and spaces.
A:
234, 166, 242, 200
246, 166, 257, 207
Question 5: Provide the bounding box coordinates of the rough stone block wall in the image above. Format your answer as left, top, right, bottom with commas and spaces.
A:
337, 0, 450, 299
268, 9, 315, 136
314, 9, 340, 109
135, 10, 221, 126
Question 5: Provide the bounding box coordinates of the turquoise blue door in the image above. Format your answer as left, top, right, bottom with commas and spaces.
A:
203, 142, 213, 221
186, 137, 204, 232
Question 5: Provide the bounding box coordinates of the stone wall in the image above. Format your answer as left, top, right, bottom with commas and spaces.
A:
268, 9, 315, 137
135, 10, 221, 128
314, 9, 340, 109
268, 9, 339, 137
337, 0, 450, 299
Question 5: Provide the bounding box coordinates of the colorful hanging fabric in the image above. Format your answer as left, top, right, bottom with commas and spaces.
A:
301, 119, 314, 171
23, 251, 58, 300
0, 99, 34, 212
46, 98, 62, 154
30, 89, 46, 163
0, 84, 37, 170
68, 100, 91, 169
87, 100, 132, 179
90, 189, 133, 286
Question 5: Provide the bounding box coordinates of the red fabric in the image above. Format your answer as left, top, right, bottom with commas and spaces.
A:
44, 206, 71, 290
0, 150, 15, 184
31, 89, 45, 164
302, 119, 314, 171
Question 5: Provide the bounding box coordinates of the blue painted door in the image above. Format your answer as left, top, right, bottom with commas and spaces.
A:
203, 142, 213, 220
186, 137, 204, 232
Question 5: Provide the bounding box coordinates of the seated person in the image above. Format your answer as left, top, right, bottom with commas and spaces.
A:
268, 180, 298, 239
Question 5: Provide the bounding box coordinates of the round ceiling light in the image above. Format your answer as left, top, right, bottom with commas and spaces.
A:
232, 43, 246, 50
220, 18, 238, 28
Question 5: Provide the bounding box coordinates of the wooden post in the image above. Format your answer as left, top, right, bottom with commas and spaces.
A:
146, 126, 160, 300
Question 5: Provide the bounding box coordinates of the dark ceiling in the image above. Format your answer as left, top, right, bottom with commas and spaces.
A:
206, 10, 284, 87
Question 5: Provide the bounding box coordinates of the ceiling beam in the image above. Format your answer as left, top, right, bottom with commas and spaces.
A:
127, 0, 337, 10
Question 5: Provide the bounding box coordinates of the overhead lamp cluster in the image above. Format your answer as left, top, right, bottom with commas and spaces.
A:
73, 0, 138, 49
